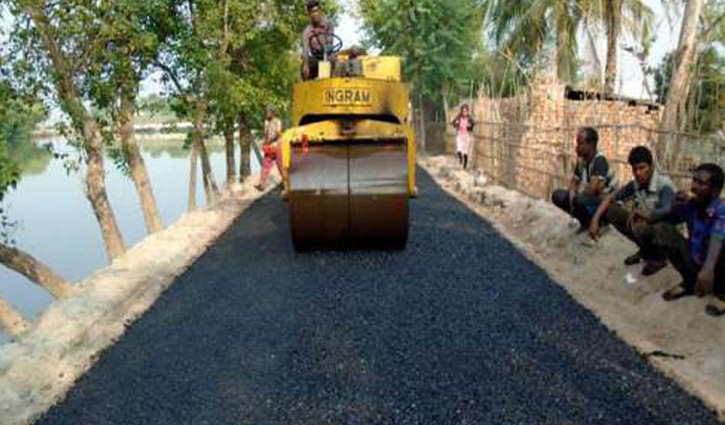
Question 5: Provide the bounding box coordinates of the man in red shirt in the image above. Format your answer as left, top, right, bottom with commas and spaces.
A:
255, 106, 283, 191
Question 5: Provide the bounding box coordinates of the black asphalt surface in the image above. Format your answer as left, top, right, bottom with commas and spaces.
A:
37, 168, 720, 425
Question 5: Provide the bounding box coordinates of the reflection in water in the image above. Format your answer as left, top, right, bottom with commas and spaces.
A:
0, 137, 260, 344
10, 139, 54, 177
141, 137, 228, 159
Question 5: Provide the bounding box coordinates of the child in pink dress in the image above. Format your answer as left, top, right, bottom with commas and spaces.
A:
451, 104, 475, 169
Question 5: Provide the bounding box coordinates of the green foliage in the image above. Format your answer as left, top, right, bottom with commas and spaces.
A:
83, 0, 177, 106
652, 2, 725, 134
206, 0, 340, 133
0, 76, 49, 197
148, 0, 341, 139
474, 50, 530, 98
654, 47, 725, 134
481, 0, 653, 84
359, 0, 482, 107
0, 138, 19, 202
482, 0, 580, 82
137, 94, 178, 124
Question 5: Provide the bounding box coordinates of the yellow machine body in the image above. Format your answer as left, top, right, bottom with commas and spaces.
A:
280, 55, 417, 249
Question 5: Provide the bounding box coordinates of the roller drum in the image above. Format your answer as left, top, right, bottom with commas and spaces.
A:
288, 141, 408, 250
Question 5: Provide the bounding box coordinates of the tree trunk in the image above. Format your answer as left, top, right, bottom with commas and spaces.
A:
188, 141, 199, 211
657, 0, 703, 169
555, 28, 568, 83
224, 118, 236, 187
442, 84, 450, 124
417, 95, 427, 155
0, 243, 73, 298
0, 296, 27, 336
238, 112, 251, 182
119, 93, 163, 234
192, 103, 219, 205
85, 121, 127, 261
604, 0, 622, 94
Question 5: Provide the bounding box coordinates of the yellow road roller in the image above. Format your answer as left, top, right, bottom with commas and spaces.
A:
280, 52, 417, 250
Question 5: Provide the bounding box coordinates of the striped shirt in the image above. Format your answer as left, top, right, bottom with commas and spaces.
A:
573, 152, 617, 194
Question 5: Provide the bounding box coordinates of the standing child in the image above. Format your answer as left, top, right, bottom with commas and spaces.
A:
451, 104, 475, 169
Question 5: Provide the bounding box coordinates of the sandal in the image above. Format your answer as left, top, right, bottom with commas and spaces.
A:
624, 252, 643, 266
662, 283, 694, 302
642, 261, 667, 277
705, 296, 725, 317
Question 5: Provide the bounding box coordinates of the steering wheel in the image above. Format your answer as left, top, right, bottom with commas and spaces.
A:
309, 33, 343, 60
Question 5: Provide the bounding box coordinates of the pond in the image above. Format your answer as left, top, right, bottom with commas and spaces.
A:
0, 135, 262, 345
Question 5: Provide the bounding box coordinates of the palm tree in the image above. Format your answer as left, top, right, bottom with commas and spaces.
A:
602, 0, 653, 93
483, 0, 582, 83
482, 0, 653, 90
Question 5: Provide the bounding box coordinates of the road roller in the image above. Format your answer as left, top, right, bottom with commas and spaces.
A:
280, 49, 418, 250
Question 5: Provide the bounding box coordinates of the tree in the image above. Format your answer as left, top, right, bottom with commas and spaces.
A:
161, 0, 338, 193
1, 101, 52, 176
83, 0, 173, 234
206, 0, 340, 185
205, 0, 296, 186
603, 0, 653, 93
483, 0, 582, 83
656, 0, 704, 168
154, 0, 246, 207
482, 0, 653, 88
0, 83, 19, 202
654, 47, 725, 134
8, 0, 127, 260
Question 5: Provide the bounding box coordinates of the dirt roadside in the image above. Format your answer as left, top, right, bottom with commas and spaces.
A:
421, 155, 725, 421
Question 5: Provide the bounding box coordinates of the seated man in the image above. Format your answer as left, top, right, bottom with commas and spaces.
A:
589, 146, 675, 276
651, 163, 725, 317
301, 0, 335, 80
551, 127, 617, 231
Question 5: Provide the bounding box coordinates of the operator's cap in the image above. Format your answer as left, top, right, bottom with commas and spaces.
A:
266, 105, 276, 113
306, 0, 321, 12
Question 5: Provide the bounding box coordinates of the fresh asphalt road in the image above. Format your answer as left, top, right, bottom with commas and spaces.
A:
37, 169, 719, 425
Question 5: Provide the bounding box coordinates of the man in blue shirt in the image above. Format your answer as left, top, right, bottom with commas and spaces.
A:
650, 163, 725, 316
